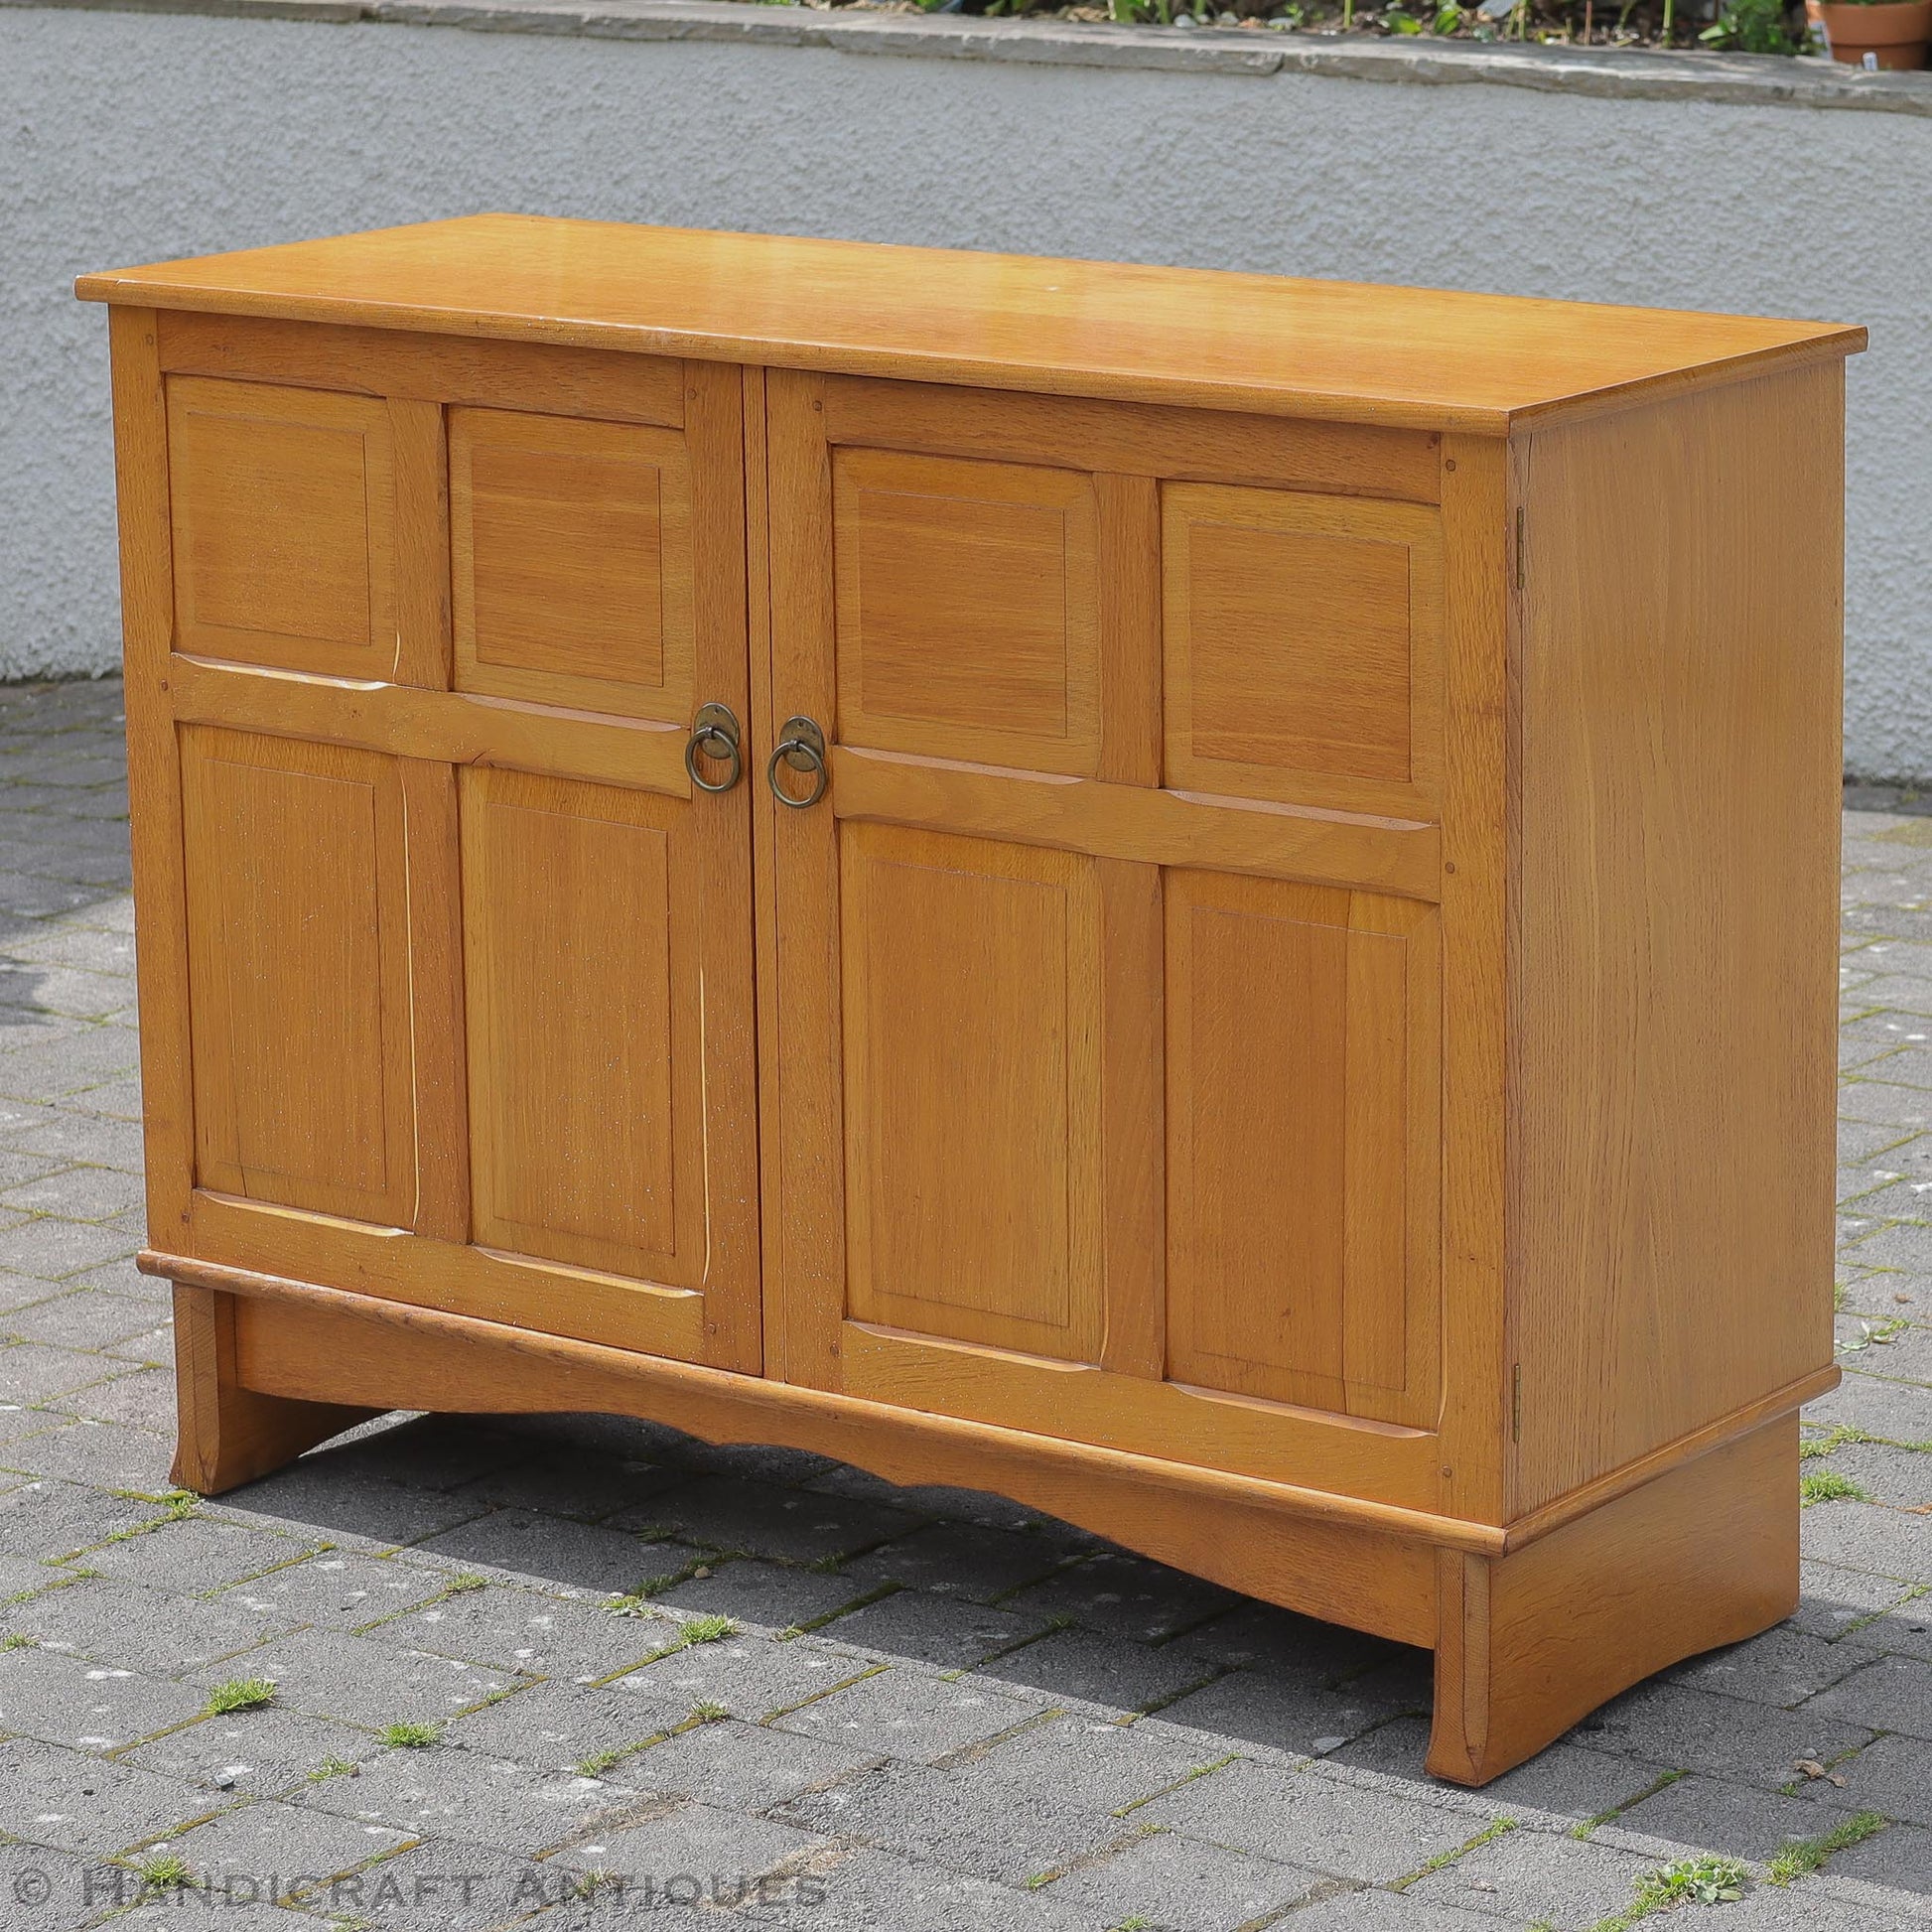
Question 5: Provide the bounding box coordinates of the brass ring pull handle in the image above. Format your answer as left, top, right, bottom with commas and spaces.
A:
685, 703, 743, 793
766, 716, 828, 810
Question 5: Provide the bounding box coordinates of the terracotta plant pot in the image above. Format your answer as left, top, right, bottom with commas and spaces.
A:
1806, 0, 1932, 66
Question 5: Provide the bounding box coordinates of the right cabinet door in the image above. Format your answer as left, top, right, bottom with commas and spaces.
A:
763, 372, 1449, 1508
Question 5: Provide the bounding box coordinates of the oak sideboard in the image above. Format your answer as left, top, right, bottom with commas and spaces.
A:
78, 217, 1860, 1784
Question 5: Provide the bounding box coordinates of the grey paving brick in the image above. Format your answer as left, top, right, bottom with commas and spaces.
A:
297, 1739, 633, 1853
1677, 1881, 1931, 1930
0, 1165, 145, 1222
1570, 1680, 1874, 1789
807, 1462, 1076, 1537
1041, 1824, 1318, 1929
444, 1680, 683, 1768
818, 1587, 1047, 1669
771, 1662, 1044, 1761
412, 1509, 671, 1596
612, 1628, 871, 1723
1830, 1818, 1932, 1892
0, 1472, 176, 1558
289, 1835, 564, 1931
211, 1550, 453, 1632
1803, 1730, 1932, 1829
366, 1581, 677, 1682
548, 1793, 833, 1884
1408, 1826, 1654, 1923
1804, 1653, 1932, 1738
190, 1625, 534, 1730
1150, 1656, 1429, 1757
772, 1757, 1133, 1890
1141, 1761, 1497, 1885
1825, 1442, 1932, 1508
0, 1642, 205, 1749
145, 1794, 414, 1893
2, 1573, 289, 1674
0, 1840, 122, 1932
617, 1473, 917, 1567
651, 1554, 874, 1630
973, 1628, 1218, 1716
0, 1286, 158, 1351
1000, 1550, 1238, 1643
977, 1710, 1222, 1816
1286, 1887, 1551, 1930
619, 1715, 880, 1812
1618, 1769, 1863, 1860
218, 1460, 495, 1548
841, 1520, 1074, 1602
0, 1339, 129, 1404
298, 1413, 537, 1493
1, 1417, 174, 1492
1796, 1562, 1930, 1639
1672, 1626, 1875, 1708
447, 1450, 684, 1524
119, 1705, 384, 1802
1842, 1591, 1932, 1664
47, 1361, 173, 1429
1168, 1601, 1406, 1682
79, 1513, 324, 1592
0, 1732, 204, 1854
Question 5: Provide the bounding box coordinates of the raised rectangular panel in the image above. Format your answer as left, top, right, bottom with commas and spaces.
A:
178, 725, 414, 1225
450, 407, 694, 721
839, 822, 1104, 1362
461, 766, 694, 1283
1164, 483, 1445, 816
833, 447, 1100, 774
167, 376, 396, 679
1166, 871, 1441, 1428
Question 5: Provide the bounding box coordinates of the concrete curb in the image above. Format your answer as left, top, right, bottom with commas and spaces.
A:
6, 0, 1932, 114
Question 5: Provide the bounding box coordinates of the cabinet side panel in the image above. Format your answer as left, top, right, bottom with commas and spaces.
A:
1509, 364, 1844, 1513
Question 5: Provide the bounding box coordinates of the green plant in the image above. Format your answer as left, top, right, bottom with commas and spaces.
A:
1768, 1810, 1886, 1883
1631, 1856, 1748, 1910
131, 1852, 196, 1893
2, 1632, 37, 1651
1800, 1470, 1868, 1506
204, 1678, 277, 1715
379, 1721, 441, 1748
1392, 1817, 1517, 1890
308, 1756, 358, 1781
690, 1700, 729, 1723
675, 1613, 738, 1646
1700, 0, 1795, 55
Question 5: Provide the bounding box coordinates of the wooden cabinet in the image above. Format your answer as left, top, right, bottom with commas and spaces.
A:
79, 219, 1861, 1785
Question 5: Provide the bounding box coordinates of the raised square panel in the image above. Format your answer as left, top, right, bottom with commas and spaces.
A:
833, 448, 1099, 775
840, 823, 1103, 1361
1166, 871, 1440, 1428
167, 376, 396, 679
451, 407, 694, 721
178, 725, 415, 1226
1164, 483, 1444, 816
461, 766, 692, 1283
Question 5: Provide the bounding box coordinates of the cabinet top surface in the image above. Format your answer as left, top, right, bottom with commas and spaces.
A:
77, 214, 1863, 433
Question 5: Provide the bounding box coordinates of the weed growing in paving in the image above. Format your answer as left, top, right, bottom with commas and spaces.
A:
1800, 1470, 1869, 1506
674, 1614, 738, 1647
130, 1853, 196, 1893
379, 1721, 441, 1748
1768, 1809, 1887, 1883
203, 1678, 276, 1715
307, 1756, 358, 1781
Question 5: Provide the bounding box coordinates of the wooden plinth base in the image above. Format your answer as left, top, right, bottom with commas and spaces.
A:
160, 1262, 1801, 1787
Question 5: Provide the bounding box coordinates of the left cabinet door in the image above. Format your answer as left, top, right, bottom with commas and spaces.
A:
113, 309, 760, 1371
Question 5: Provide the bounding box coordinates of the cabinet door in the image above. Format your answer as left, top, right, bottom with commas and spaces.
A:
762, 371, 1449, 1507
132, 321, 760, 1371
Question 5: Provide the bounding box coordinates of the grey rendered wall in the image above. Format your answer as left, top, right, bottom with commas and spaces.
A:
3, 3, 1928, 775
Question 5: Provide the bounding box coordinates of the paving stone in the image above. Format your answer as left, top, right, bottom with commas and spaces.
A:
146, 1794, 414, 1893
612, 1629, 870, 1723
0, 1473, 175, 1558
0, 1339, 127, 1405
1618, 1769, 1861, 1861
444, 1680, 684, 1768
1168, 1601, 1408, 1682
366, 1582, 678, 1681
49, 1361, 173, 1429
807, 1462, 1074, 1537
651, 1554, 874, 1630
413, 1509, 676, 1596
1571, 1680, 1874, 1788
1840, 1323, 1932, 1387
1800, 1730, 1932, 1829
0, 1732, 204, 1854
771, 1757, 1132, 1889
298, 1413, 538, 1494
840, 1520, 1075, 1601
0, 1840, 124, 1931
297, 1739, 633, 1853
1680, 1881, 1931, 1930
1000, 1549, 1239, 1643
218, 1459, 495, 1548
1825, 1441, 1932, 1508
771, 1662, 1044, 1761
1287, 1888, 1564, 1930
213, 1550, 454, 1631
1842, 1591, 1932, 1665
0, 1286, 153, 1351
1830, 1819, 1932, 1892
1409, 1826, 1654, 1923
0, 1215, 138, 1283
619, 1715, 881, 1811
975, 1710, 1220, 1816
1795, 1562, 1930, 1639
1151, 1656, 1429, 1757
971, 1628, 1218, 1716
0, 1165, 145, 1222
818, 1587, 1046, 1669
288, 1834, 564, 1930
1671, 1626, 1875, 1707
1141, 1761, 1497, 1885
1040, 1824, 1317, 1929
118, 1706, 384, 1801
1804, 1652, 1932, 1738
2, 1573, 290, 1674
79, 1513, 324, 1592
0, 1642, 205, 1749
0, 1416, 174, 1492
447, 1450, 684, 1524
189, 1625, 534, 1730
549, 1793, 833, 1884
615, 1473, 918, 1567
